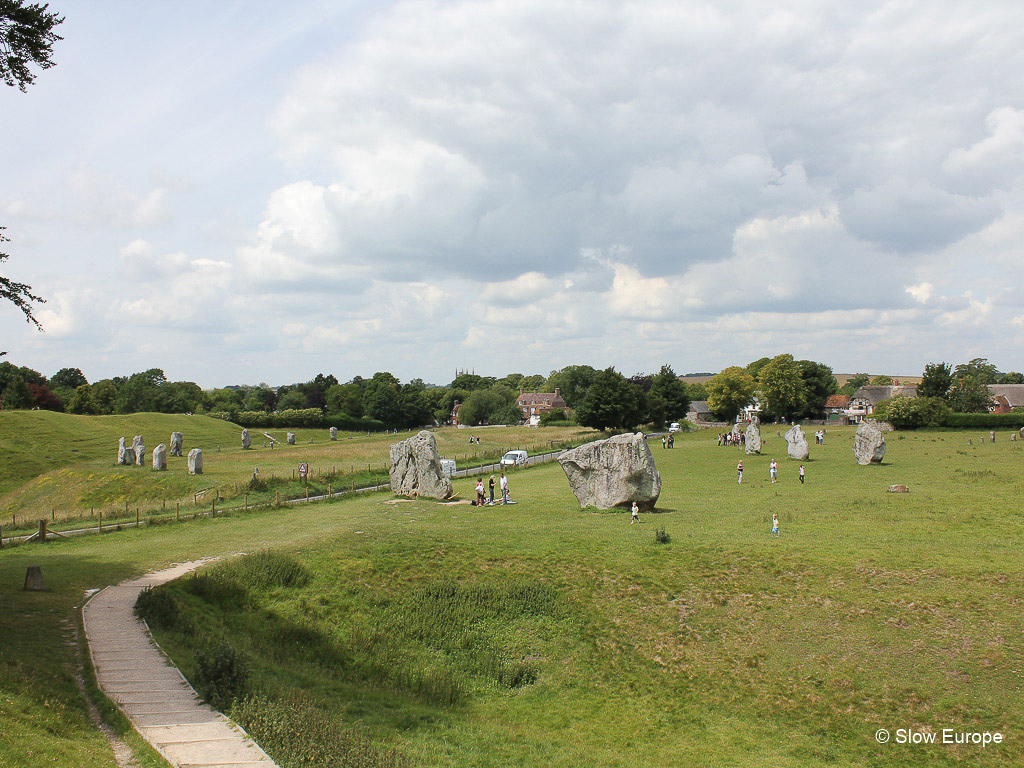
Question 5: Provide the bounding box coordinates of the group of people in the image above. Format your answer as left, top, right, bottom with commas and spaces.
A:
661, 435, 676, 448
736, 460, 805, 485
475, 472, 510, 505
718, 431, 746, 447
813, 429, 826, 445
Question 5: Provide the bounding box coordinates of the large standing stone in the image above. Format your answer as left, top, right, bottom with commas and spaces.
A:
558, 432, 661, 511
745, 420, 762, 455
153, 443, 167, 470
187, 448, 203, 475
286, 432, 296, 445
388, 431, 453, 499
241, 429, 251, 450
784, 424, 809, 460
117, 437, 129, 465
132, 435, 145, 466
854, 421, 886, 465
169, 432, 183, 457
330, 427, 338, 441
731, 422, 743, 440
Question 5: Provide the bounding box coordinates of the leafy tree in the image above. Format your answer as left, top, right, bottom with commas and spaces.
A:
325, 383, 362, 417
49, 366, 86, 390
540, 407, 568, 425
947, 375, 992, 413
457, 386, 518, 426
208, 387, 244, 414
242, 385, 276, 413
449, 372, 494, 391
683, 381, 709, 401
875, 395, 950, 429
114, 368, 166, 413
275, 388, 306, 411
839, 373, 870, 396
953, 358, 999, 386
1, 375, 32, 408
706, 367, 756, 422
91, 380, 117, 414
67, 383, 96, 414
363, 374, 403, 427
918, 362, 953, 400
574, 368, 644, 431
28, 381, 60, 410
647, 365, 690, 427
998, 371, 1024, 384
796, 360, 837, 418
1, 0, 63, 91
745, 357, 771, 380
870, 375, 892, 386
544, 364, 599, 408
913, 396, 951, 427
757, 354, 805, 422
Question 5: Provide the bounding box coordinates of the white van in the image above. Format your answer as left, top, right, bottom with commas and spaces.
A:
668, 422, 682, 433
501, 450, 528, 467
440, 458, 457, 477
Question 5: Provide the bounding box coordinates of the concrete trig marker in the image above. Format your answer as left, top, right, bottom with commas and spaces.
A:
24, 565, 46, 591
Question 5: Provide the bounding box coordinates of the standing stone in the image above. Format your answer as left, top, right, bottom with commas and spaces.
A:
169, 432, 183, 457
132, 435, 145, 466
784, 424, 809, 460
558, 432, 661, 511
117, 437, 128, 465
23, 565, 46, 591
388, 431, 453, 499
330, 427, 338, 441
241, 429, 251, 450
286, 432, 296, 445
854, 420, 886, 465
745, 420, 762, 455
731, 422, 743, 441
152, 443, 167, 470
187, 448, 203, 475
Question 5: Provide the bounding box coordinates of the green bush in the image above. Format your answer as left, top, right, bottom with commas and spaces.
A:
218, 551, 312, 590
945, 412, 1024, 429
134, 586, 187, 632
654, 526, 671, 545
232, 693, 409, 768
194, 640, 247, 710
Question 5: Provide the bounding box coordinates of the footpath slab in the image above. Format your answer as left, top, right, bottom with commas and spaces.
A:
83, 560, 279, 768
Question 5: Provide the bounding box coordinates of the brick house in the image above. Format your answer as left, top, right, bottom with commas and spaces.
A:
517, 388, 567, 425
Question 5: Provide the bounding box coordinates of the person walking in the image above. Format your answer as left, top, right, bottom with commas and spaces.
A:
771, 513, 780, 534
737, 460, 744, 484
770, 458, 778, 484
798, 464, 805, 485
488, 475, 496, 504
500, 472, 509, 504
631, 501, 640, 524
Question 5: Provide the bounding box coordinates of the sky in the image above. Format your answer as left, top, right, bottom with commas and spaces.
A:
2, 0, 1024, 388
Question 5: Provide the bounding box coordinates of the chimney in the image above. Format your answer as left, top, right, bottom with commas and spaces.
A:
554, 387, 561, 398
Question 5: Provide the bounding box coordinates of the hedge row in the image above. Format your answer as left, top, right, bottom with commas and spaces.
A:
206, 409, 386, 431
943, 412, 1024, 429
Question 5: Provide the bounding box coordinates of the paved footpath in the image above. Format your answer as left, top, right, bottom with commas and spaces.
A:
83, 560, 279, 768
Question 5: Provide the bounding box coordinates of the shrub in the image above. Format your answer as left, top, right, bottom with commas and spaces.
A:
218, 551, 312, 590
134, 586, 186, 631
232, 693, 409, 768
194, 640, 247, 710
654, 526, 671, 544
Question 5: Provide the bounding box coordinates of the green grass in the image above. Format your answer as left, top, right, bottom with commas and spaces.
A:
3, 425, 1023, 766
0, 412, 593, 532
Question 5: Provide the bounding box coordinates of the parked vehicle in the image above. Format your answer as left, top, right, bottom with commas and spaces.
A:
668, 422, 682, 433
501, 450, 528, 467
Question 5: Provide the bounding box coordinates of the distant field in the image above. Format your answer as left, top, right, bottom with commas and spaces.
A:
0, 411, 595, 529
138, 426, 1023, 767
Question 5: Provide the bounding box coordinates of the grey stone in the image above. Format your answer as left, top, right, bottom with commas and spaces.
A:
388, 431, 453, 499
152, 443, 167, 471
854, 421, 886, 465
187, 448, 203, 475
132, 435, 145, 466
558, 432, 661, 511
784, 424, 809, 460
241, 429, 251, 450
23, 565, 45, 591
287, 432, 296, 445
169, 432, 183, 457
330, 427, 338, 441
117, 437, 128, 465
745, 420, 761, 455
731, 421, 743, 439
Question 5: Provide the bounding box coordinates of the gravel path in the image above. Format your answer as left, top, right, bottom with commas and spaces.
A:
82, 560, 279, 768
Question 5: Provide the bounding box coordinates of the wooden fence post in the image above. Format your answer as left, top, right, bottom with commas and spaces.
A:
38, 519, 47, 544
176, 503, 179, 521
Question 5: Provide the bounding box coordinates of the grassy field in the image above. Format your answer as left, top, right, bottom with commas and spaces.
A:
3, 424, 1017, 766
0, 411, 593, 533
